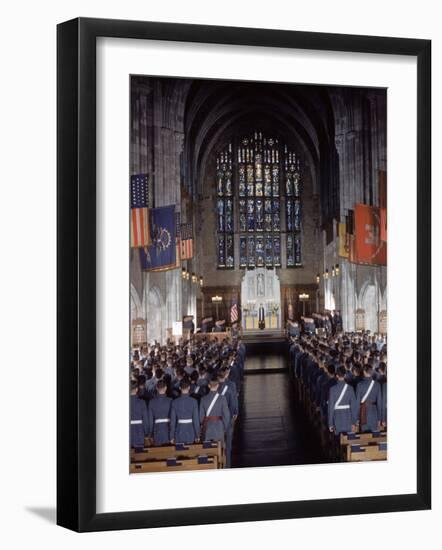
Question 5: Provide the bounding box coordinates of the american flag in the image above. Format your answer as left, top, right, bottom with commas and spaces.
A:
180, 222, 194, 259
130, 174, 151, 248
230, 297, 239, 323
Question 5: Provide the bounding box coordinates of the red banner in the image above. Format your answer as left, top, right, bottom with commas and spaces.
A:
380, 207, 387, 242
353, 204, 387, 265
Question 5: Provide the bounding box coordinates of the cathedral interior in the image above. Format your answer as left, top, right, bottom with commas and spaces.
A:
129, 76, 388, 471
130, 76, 387, 342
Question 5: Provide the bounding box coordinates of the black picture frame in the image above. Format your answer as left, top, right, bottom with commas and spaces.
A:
57, 17, 431, 532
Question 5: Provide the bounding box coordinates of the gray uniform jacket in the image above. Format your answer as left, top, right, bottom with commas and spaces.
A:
170, 394, 200, 444
217, 380, 239, 418
356, 377, 382, 432
130, 395, 149, 449
328, 380, 358, 434
199, 390, 231, 442
381, 382, 387, 424
148, 394, 172, 445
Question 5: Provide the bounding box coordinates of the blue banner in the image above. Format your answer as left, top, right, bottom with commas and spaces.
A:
139, 205, 176, 271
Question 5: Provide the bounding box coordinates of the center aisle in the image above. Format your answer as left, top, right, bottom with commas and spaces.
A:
231, 351, 327, 469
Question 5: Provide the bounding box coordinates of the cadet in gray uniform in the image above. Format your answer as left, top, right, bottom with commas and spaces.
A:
170, 379, 200, 444
184, 356, 196, 377
217, 367, 238, 467
356, 365, 382, 432
199, 376, 231, 448
381, 379, 387, 429
376, 362, 387, 429
328, 366, 358, 435
130, 380, 149, 451
147, 379, 172, 445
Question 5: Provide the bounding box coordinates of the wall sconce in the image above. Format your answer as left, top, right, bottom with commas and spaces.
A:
181, 268, 186, 280
186, 270, 190, 280
332, 267, 336, 277
191, 272, 197, 283
335, 263, 340, 276
324, 269, 329, 280
199, 276, 203, 287
316, 273, 320, 284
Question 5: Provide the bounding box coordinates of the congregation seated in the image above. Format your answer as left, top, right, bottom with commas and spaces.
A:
288, 329, 387, 461
130, 335, 246, 470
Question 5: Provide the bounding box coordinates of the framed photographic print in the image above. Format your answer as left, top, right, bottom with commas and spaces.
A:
57, 18, 431, 532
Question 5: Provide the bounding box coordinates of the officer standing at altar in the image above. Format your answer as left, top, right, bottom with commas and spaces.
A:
258, 303, 265, 330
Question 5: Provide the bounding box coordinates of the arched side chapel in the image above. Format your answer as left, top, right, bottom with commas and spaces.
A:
130, 77, 387, 342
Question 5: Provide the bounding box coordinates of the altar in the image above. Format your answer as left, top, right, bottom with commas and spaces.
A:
241, 268, 281, 332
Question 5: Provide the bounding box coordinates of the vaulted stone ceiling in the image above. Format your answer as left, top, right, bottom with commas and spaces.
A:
181, 79, 340, 224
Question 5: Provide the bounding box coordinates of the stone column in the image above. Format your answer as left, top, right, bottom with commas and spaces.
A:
340, 261, 356, 331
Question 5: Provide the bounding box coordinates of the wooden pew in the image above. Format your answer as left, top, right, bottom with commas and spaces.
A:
132, 441, 224, 467
348, 442, 387, 462
340, 432, 387, 461
133, 441, 225, 468
340, 431, 387, 446
131, 456, 219, 473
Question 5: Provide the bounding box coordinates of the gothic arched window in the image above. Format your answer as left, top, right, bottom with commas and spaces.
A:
216, 145, 234, 268
216, 131, 302, 269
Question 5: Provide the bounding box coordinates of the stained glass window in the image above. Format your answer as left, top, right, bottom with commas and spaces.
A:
285, 147, 302, 267
237, 132, 282, 268
216, 132, 301, 269
216, 145, 234, 268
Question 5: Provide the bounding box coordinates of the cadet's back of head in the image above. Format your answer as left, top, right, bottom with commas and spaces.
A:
176, 367, 185, 379
336, 365, 346, 379
363, 365, 374, 377
179, 378, 191, 393
208, 375, 219, 390
190, 369, 199, 383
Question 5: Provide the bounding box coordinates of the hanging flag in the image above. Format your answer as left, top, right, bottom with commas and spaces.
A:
338, 222, 349, 258
130, 174, 151, 248
180, 222, 194, 259
352, 204, 387, 265
380, 207, 387, 242
346, 209, 357, 263
139, 205, 176, 271
379, 171, 387, 242
230, 296, 239, 323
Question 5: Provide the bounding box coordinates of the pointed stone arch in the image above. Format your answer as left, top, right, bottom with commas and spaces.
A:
146, 286, 165, 344
130, 283, 143, 322
359, 281, 378, 333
